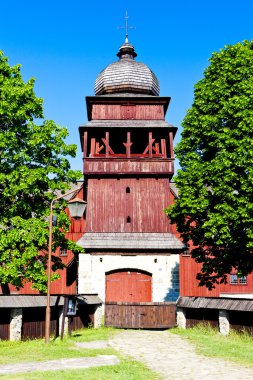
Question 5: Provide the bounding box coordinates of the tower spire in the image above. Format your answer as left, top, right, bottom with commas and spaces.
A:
118, 11, 136, 44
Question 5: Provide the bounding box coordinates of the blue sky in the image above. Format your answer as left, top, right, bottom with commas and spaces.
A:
1, 0, 253, 172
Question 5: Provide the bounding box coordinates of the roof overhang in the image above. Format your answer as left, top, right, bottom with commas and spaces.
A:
177, 296, 253, 312
0, 294, 102, 308
77, 232, 185, 251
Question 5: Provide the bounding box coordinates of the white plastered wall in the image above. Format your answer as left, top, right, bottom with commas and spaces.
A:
78, 253, 179, 303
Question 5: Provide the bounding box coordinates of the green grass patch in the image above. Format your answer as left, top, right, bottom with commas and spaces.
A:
69, 326, 117, 342
0, 327, 160, 379
0, 358, 160, 380
0, 327, 116, 365
171, 324, 253, 367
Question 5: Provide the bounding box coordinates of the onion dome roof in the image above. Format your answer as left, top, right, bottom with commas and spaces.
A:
94, 40, 159, 96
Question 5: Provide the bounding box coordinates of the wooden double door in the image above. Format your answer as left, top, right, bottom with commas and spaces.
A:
106, 270, 152, 302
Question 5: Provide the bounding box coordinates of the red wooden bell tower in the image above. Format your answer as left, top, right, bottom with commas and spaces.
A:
78, 39, 184, 304
80, 95, 176, 234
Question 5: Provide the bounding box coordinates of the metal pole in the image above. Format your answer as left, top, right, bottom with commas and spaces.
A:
44, 187, 82, 344
45, 200, 54, 343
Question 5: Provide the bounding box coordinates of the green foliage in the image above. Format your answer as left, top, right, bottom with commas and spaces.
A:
166, 40, 253, 288
0, 51, 83, 292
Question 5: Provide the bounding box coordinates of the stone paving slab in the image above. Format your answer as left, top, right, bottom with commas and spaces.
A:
0, 355, 120, 375
109, 329, 253, 380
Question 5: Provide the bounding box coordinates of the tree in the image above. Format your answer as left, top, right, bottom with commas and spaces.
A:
167, 40, 253, 289
0, 51, 83, 293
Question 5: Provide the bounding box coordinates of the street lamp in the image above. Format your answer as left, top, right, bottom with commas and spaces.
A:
45, 188, 87, 343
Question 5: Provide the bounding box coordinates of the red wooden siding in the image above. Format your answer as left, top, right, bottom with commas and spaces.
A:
84, 158, 173, 175
92, 104, 164, 120
86, 178, 171, 233
180, 255, 253, 297
22, 307, 58, 340
106, 270, 152, 302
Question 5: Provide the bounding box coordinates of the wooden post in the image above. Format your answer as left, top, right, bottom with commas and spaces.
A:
169, 131, 174, 159
90, 138, 96, 157
161, 139, 167, 158
149, 132, 154, 158
123, 132, 133, 158
105, 132, 109, 158
83, 131, 88, 159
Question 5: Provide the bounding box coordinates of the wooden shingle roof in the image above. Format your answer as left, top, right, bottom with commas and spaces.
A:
77, 232, 185, 251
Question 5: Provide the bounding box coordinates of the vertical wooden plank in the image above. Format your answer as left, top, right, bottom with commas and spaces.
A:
0, 309, 10, 340
149, 132, 153, 158
169, 131, 174, 159
90, 138, 96, 157
161, 139, 167, 157
126, 132, 131, 158
83, 131, 88, 159
155, 142, 160, 154
105, 132, 109, 158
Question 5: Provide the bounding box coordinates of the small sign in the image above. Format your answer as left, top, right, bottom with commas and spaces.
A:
67, 298, 77, 316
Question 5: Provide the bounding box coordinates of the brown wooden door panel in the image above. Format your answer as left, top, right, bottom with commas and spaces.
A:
0, 309, 10, 340
106, 270, 152, 302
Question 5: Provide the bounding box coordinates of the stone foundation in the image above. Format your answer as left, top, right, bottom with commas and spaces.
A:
10, 308, 22, 341
219, 310, 230, 336
176, 307, 186, 329
93, 304, 103, 328
59, 306, 69, 336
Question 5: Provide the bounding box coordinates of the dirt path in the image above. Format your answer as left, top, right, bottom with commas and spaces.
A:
109, 329, 253, 380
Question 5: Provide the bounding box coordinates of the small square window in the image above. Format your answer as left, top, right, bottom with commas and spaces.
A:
60, 248, 68, 257
230, 274, 247, 285
182, 244, 190, 256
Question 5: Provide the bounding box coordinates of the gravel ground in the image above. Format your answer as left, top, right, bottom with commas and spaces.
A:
1, 330, 253, 379
109, 329, 253, 380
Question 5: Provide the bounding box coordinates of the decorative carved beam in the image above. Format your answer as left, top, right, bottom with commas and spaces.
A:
123, 132, 133, 158
102, 132, 114, 156
95, 142, 104, 154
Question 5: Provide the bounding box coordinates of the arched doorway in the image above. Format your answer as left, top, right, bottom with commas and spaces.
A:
105, 269, 152, 302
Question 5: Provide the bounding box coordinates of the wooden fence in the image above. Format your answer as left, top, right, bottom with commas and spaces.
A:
104, 302, 176, 329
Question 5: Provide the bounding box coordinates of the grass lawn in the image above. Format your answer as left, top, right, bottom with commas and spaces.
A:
171, 324, 253, 367
0, 327, 117, 365
0, 327, 160, 380
0, 359, 160, 380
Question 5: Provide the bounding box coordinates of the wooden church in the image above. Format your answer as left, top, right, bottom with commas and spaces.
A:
76, 36, 185, 326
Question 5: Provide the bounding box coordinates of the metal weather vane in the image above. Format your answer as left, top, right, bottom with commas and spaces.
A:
118, 11, 136, 43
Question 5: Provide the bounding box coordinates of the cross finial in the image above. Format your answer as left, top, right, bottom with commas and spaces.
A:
118, 11, 136, 43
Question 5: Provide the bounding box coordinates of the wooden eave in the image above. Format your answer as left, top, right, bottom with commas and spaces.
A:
177, 296, 253, 312
0, 294, 102, 307
77, 232, 185, 251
